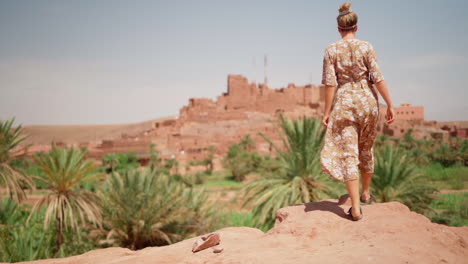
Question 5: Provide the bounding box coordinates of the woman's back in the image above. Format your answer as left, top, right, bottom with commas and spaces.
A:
322, 38, 384, 89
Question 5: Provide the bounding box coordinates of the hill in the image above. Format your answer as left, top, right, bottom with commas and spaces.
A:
21, 116, 176, 145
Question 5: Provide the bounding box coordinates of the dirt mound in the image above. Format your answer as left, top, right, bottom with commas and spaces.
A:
18, 200, 468, 264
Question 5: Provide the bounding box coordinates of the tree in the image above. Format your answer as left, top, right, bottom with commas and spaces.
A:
372, 144, 438, 214
28, 145, 104, 252
374, 134, 390, 148
240, 114, 339, 227
222, 136, 262, 182
102, 152, 139, 173
430, 137, 467, 166
164, 158, 179, 175
239, 134, 255, 152
97, 169, 217, 250
102, 153, 119, 173
0, 118, 34, 202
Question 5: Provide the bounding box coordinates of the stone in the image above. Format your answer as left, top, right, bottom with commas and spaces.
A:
191, 232, 221, 253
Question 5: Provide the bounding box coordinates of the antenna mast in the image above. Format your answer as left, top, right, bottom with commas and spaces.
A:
252, 56, 257, 86
264, 54, 268, 86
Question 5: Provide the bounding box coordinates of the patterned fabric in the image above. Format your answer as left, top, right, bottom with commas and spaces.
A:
320, 39, 384, 182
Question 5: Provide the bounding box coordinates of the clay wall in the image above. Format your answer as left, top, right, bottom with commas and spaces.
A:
451, 128, 468, 138
379, 103, 424, 122
180, 75, 323, 123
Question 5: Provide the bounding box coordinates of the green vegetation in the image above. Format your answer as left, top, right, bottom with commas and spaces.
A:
427, 193, 468, 226
188, 145, 215, 175
216, 210, 271, 232
372, 144, 438, 214
0, 200, 55, 262
102, 152, 140, 173
222, 134, 262, 182
200, 179, 243, 188
417, 163, 468, 190
0, 198, 96, 262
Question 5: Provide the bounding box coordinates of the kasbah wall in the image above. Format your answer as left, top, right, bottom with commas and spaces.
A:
29, 74, 467, 173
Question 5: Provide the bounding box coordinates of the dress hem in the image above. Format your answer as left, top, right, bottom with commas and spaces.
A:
321, 163, 360, 183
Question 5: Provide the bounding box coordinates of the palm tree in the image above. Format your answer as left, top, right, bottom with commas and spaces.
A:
201, 145, 215, 174
102, 153, 119, 173
375, 134, 390, 148
28, 145, 104, 251
97, 169, 217, 250
240, 134, 256, 152
0, 118, 34, 202
164, 158, 179, 175
240, 114, 339, 227
372, 144, 438, 214
148, 144, 162, 172
222, 142, 262, 182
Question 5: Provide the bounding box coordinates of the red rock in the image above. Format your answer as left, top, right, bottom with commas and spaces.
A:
191, 232, 221, 253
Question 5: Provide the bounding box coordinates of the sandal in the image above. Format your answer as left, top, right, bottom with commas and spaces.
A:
347, 207, 363, 221
360, 193, 376, 205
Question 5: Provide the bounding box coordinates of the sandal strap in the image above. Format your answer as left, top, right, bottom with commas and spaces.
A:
348, 207, 363, 221
360, 193, 376, 203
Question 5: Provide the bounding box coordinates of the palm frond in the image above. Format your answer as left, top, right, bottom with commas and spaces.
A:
0, 118, 34, 202
372, 145, 438, 213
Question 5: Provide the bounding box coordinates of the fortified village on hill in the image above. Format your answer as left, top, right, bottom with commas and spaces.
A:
18, 74, 467, 172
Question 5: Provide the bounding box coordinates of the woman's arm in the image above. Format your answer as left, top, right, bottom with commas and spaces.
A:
322, 85, 337, 128
366, 43, 395, 124
321, 47, 337, 128
374, 80, 395, 124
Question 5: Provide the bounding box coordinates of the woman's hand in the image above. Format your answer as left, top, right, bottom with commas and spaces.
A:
385, 107, 395, 124
322, 85, 336, 129
322, 113, 330, 128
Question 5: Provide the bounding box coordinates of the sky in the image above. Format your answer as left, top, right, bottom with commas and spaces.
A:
0, 0, 467, 125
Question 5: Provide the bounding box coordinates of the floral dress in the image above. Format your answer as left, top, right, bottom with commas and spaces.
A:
320, 38, 384, 182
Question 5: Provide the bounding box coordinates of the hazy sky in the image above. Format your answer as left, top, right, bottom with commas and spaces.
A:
1, 0, 467, 125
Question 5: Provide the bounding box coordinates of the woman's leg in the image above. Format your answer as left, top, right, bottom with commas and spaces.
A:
360, 171, 373, 200
345, 178, 361, 217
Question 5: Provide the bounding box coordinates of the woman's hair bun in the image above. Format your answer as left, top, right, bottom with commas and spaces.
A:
338, 2, 352, 13
336, 2, 358, 30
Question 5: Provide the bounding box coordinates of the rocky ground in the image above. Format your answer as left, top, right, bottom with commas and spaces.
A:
15, 198, 468, 264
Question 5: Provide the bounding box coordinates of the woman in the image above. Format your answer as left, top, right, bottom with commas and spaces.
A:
320, 2, 395, 221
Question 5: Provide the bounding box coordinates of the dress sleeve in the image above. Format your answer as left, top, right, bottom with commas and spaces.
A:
366, 43, 384, 84
321, 48, 337, 87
